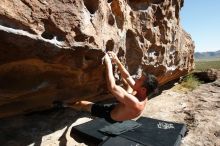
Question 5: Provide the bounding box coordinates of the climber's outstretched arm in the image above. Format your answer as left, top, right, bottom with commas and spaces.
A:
107, 51, 135, 89
104, 53, 139, 107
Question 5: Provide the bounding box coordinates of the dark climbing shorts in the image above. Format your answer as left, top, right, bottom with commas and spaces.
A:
91, 103, 119, 123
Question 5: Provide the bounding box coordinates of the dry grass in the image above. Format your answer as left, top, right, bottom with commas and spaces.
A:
173, 74, 201, 92
195, 59, 220, 71
181, 74, 201, 90
173, 58, 220, 92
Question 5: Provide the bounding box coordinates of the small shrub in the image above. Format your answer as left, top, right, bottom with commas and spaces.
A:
180, 74, 201, 90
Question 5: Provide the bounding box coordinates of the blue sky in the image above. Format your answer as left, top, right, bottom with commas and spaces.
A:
180, 0, 220, 52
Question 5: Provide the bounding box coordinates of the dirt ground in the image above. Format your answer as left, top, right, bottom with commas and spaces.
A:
143, 78, 220, 146
0, 71, 219, 146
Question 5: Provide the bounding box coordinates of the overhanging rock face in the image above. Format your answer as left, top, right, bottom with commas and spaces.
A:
0, 0, 194, 118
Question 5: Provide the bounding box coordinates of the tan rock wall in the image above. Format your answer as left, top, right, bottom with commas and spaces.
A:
0, 0, 194, 118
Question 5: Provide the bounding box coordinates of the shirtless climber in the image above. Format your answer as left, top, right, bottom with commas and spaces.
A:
58, 51, 158, 123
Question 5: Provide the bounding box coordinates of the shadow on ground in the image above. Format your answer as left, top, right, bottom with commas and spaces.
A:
0, 108, 91, 146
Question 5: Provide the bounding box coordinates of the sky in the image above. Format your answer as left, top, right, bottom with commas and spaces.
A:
180, 0, 220, 52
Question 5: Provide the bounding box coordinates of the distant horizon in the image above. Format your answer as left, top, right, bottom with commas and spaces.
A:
195, 50, 220, 53
180, 0, 220, 52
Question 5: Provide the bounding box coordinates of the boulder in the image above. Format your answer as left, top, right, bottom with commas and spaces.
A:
0, 0, 194, 118
193, 69, 218, 83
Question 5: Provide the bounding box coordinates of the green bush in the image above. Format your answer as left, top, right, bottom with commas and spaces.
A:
180, 74, 201, 90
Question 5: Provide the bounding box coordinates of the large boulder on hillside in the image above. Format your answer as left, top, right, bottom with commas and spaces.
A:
0, 0, 194, 118
193, 69, 218, 83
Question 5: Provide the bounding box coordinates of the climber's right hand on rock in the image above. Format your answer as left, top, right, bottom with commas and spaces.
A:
107, 51, 120, 64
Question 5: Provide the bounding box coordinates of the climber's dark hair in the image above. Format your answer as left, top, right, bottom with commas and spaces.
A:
142, 72, 159, 98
